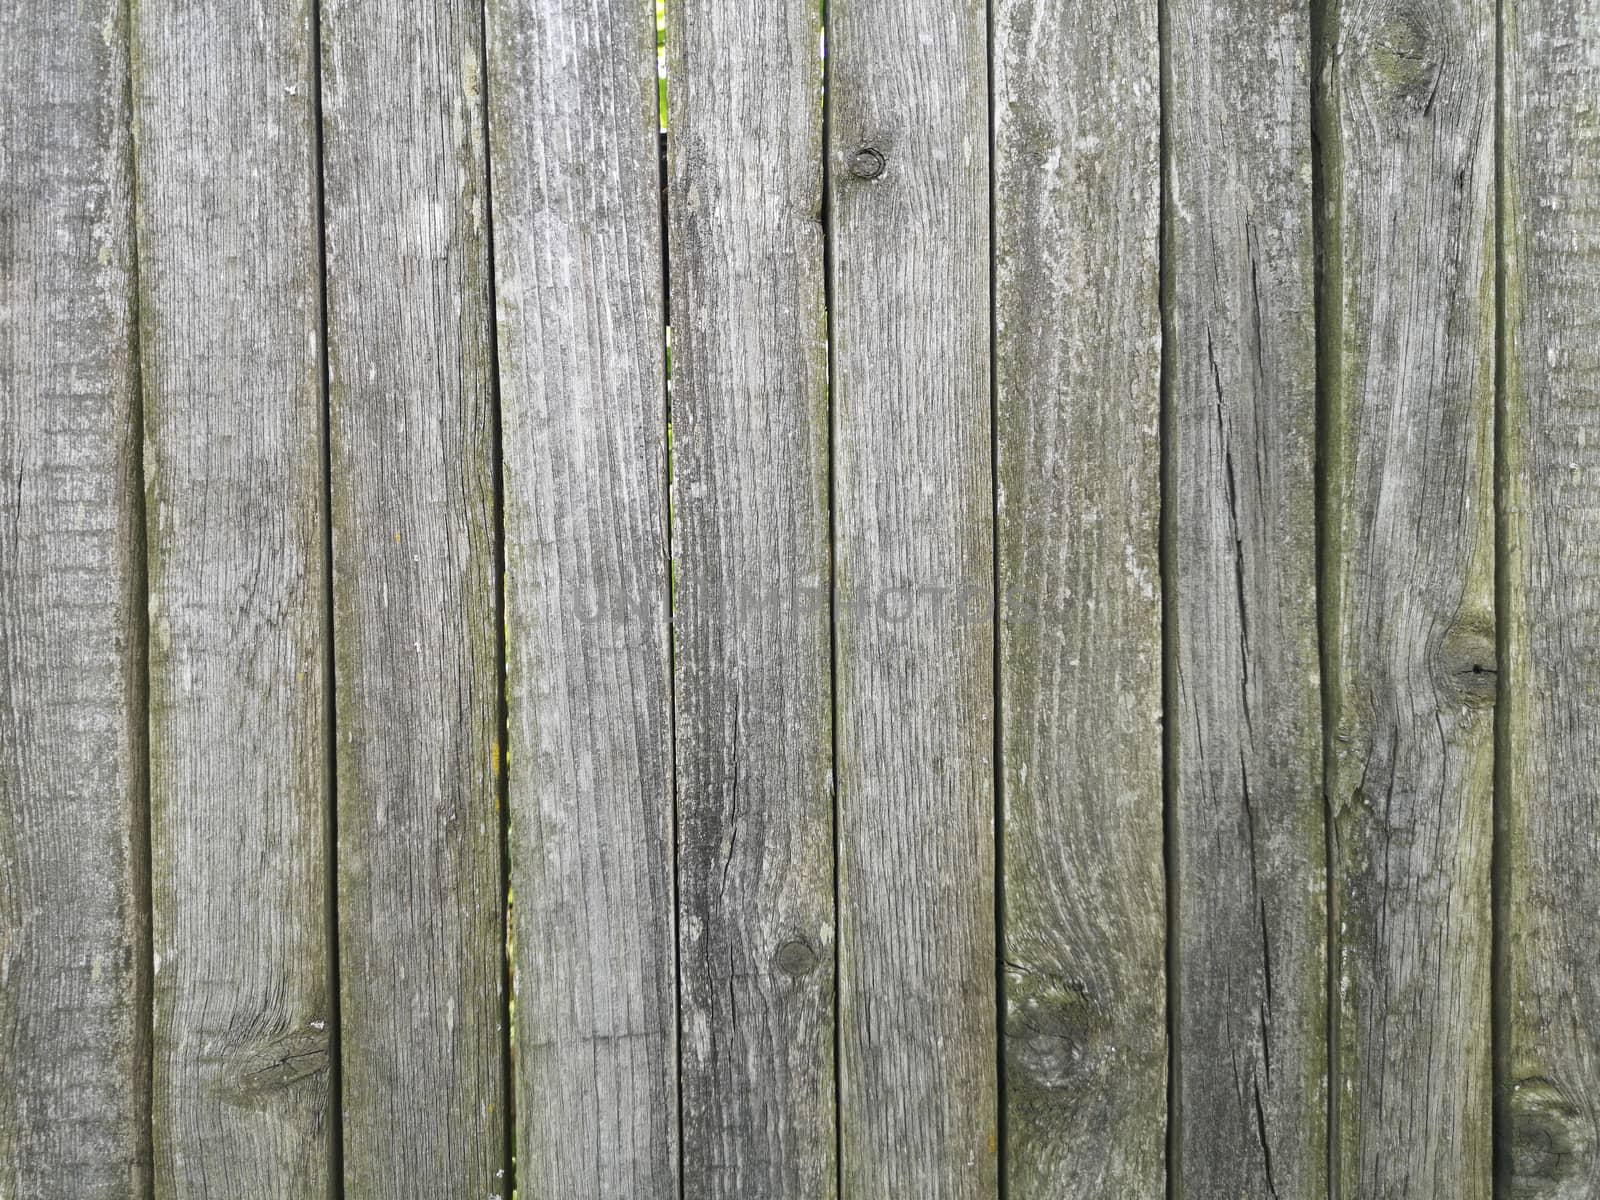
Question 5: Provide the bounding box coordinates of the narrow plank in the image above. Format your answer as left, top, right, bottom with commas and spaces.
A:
665, 0, 834, 1195
1500, 0, 1600, 1190
1319, 0, 1497, 1191
828, 0, 996, 1194
991, 0, 1165, 1192
1166, 0, 1326, 1192
319, 0, 506, 1194
0, 2, 149, 1193
133, 1, 334, 1192
485, 0, 678, 1193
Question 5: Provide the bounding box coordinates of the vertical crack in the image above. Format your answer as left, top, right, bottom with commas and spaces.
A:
1490, 0, 1509, 1184
1158, 0, 1181, 1190
1309, 0, 1342, 1187
818, 0, 843, 1194
474, 0, 516, 1195
653, 1, 682, 1194
985, 0, 1007, 1190
306, 0, 344, 1193
122, 0, 155, 1186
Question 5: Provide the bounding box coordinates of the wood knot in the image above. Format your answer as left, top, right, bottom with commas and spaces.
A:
1004, 971, 1106, 1095
1509, 1077, 1593, 1196
1438, 622, 1497, 706
214, 1022, 332, 1109
1368, 8, 1443, 109
775, 938, 818, 978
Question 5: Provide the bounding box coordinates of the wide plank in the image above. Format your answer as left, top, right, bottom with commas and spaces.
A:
0, 1, 149, 1193
1318, 0, 1497, 1191
665, 0, 835, 1195
1500, 0, 1600, 1190
1166, 0, 1326, 1192
991, 0, 1166, 1193
828, 0, 997, 1194
133, 0, 334, 1191
319, 0, 508, 1193
486, 0, 678, 1193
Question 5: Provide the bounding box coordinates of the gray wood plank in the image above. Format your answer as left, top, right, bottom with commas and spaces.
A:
319, 0, 507, 1195
0, 2, 149, 1193
1500, 0, 1600, 1191
828, 1, 996, 1194
1166, 0, 1326, 1193
133, 1, 334, 1192
485, 0, 678, 1193
991, 0, 1165, 1193
665, 0, 834, 1195
1318, 0, 1497, 1191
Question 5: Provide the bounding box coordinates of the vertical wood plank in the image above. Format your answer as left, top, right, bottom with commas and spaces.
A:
991, 0, 1164, 1193
1319, 0, 1497, 1190
1166, 0, 1327, 1193
1500, 0, 1600, 1189
0, 2, 149, 1193
665, 0, 835, 1195
828, 1, 996, 1195
486, 0, 678, 1193
319, 0, 507, 1195
133, 0, 334, 1192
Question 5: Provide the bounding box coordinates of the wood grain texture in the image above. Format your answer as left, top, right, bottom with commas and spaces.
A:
991, 0, 1164, 1192
828, 1, 996, 1195
1500, 0, 1600, 1192
319, 1, 507, 1195
0, 2, 149, 1193
1319, 0, 1497, 1191
133, 0, 334, 1192
1166, 0, 1326, 1193
486, 0, 678, 1193
665, 0, 834, 1195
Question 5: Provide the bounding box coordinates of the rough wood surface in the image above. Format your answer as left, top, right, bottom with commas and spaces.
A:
665, 0, 835, 1196
991, 0, 1165, 1193
319, 0, 507, 1195
1166, 0, 1326, 1193
828, 1, 997, 1194
1319, 0, 1497, 1191
133, 1, 334, 1192
0, 2, 149, 1194
486, 0, 678, 1193
1500, 0, 1600, 1192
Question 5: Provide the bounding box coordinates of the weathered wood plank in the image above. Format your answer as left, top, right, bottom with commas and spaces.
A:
133, 1, 334, 1192
1166, 0, 1326, 1192
665, 0, 834, 1195
319, 0, 507, 1195
1319, 0, 1497, 1191
991, 0, 1164, 1193
486, 0, 678, 1193
828, 2, 996, 1194
0, 2, 149, 1194
1500, 0, 1600, 1191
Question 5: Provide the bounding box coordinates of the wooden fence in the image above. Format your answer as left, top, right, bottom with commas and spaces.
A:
2, 0, 1596, 1195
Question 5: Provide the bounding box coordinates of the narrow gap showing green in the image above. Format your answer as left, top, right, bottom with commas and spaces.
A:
653, 1, 682, 1195
657, 0, 668, 131
307, 0, 346, 1192
983, 0, 1008, 1191
815, 1, 845, 1196
1489, 0, 1510, 1185
1307, 0, 1343, 1188
472, 0, 518, 1196
1155, 0, 1180, 1188
122, 0, 157, 1186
